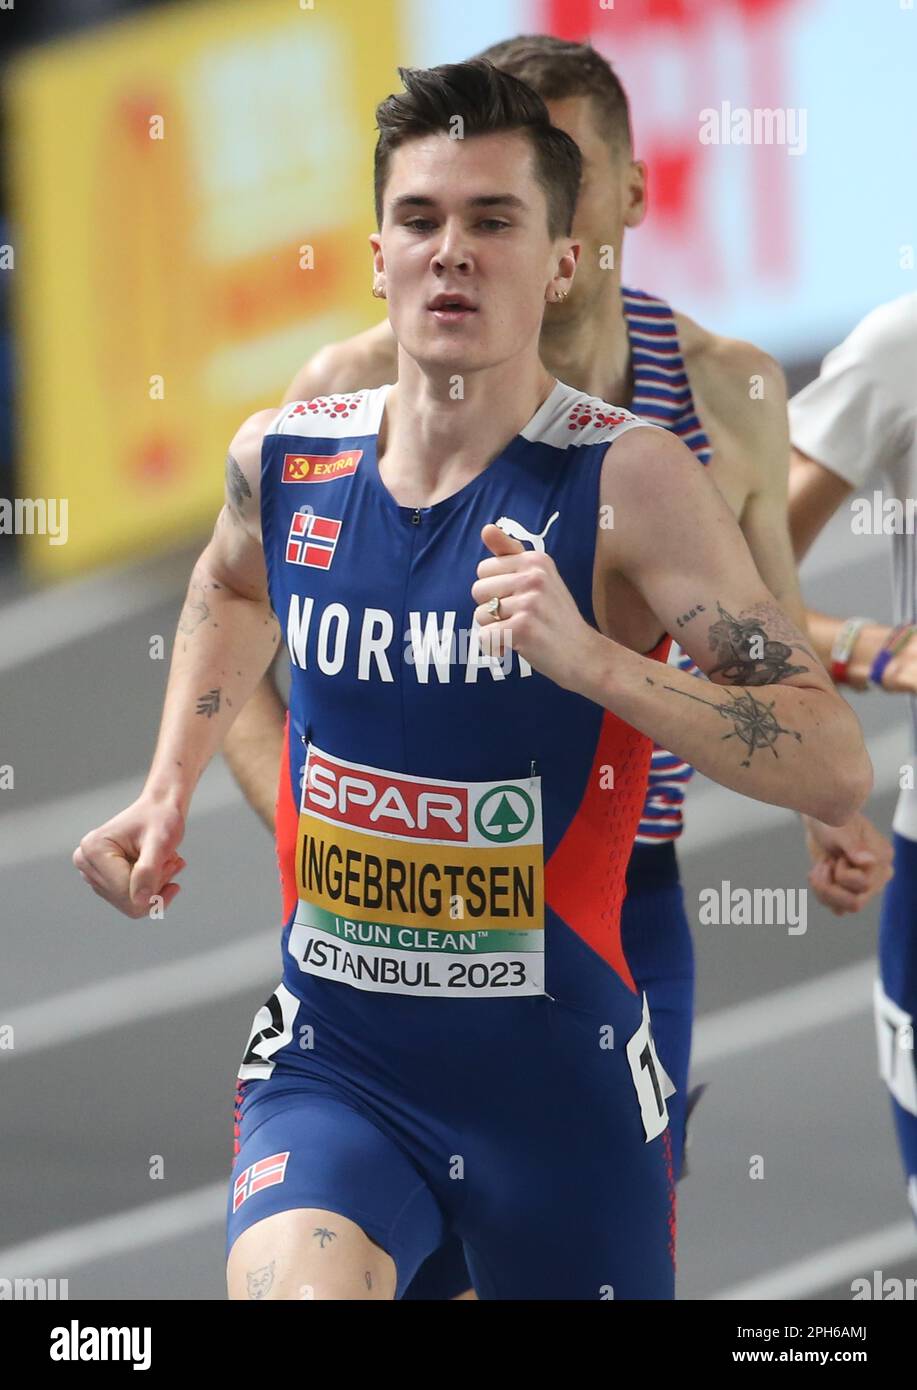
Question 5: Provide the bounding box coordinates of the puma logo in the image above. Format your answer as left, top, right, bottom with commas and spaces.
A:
494, 511, 559, 552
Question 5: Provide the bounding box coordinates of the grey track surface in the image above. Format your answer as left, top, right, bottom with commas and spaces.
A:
0, 504, 914, 1301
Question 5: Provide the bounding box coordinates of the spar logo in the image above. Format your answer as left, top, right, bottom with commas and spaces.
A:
282, 451, 362, 484
301, 746, 541, 848
305, 752, 469, 841
475, 785, 534, 843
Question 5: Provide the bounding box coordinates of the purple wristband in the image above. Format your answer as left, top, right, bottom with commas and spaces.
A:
869, 647, 895, 688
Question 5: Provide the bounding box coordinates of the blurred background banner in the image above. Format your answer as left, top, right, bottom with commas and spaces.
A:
8, 0, 401, 578
4, 0, 916, 581
437, 0, 917, 360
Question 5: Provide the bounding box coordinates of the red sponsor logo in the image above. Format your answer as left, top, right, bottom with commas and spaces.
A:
282, 451, 362, 484
232, 1151, 290, 1212
304, 751, 468, 841
285, 512, 341, 570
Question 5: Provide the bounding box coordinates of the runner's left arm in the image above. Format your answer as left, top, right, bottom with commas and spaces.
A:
473, 427, 872, 826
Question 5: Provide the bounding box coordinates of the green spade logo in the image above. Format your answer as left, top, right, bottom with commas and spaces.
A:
475, 785, 535, 843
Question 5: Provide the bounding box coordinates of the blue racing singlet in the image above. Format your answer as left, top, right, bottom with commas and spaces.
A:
228, 380, 681, 1301
245, 379, 672, 1072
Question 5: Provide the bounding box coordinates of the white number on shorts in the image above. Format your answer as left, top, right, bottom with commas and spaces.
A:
238, 983, 299, 1081
626, 993, 673, 1143
874, 977, 917, 1117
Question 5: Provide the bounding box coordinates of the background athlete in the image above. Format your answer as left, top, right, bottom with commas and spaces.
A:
788, 293, 917, 1222
220, 33, 892, 1299
74, 60, 870, 1300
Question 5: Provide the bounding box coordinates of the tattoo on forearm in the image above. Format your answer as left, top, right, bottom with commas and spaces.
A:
246, 1261, 275, 1299
663, 683, 802, 768
226, 451, 252, 514
196, 688, 221, 717
707, 601, 811, 685
313, 1227, 337, 1249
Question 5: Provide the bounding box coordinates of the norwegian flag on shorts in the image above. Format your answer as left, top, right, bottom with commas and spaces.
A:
285, 512, 341, 569
233, 1151, 290, 1212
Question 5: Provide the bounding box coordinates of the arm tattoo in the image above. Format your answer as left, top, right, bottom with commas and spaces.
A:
246, 1261, 275, 1299
226, 451, 252, 515
196, 688, 221, 717
313, 1227, 337, 1249
675, 603, 705, 629
178, 578, 211, 636
706, 601, 811, 685
663, 683, 802, 768
365, 1270, 373, 1291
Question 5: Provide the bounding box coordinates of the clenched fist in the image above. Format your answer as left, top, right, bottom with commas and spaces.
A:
73, 793, 187, 920
471, 523, 600, 692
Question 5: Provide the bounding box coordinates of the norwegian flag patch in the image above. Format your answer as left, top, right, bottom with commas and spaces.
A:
233, 1151, 290, 1212
285, 512, 341, 569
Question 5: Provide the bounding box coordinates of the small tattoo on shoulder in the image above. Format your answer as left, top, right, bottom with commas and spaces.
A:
313, 1227, 337, 1249
226, 452, 252, 513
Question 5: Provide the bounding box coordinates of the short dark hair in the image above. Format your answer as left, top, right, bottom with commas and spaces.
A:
476, 34, 633, 158
373, 59, 582, 237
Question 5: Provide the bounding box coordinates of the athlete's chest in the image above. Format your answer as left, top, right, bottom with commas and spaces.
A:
270, 447, 590, 693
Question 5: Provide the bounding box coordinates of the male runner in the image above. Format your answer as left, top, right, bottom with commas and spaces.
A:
788, 293, 917, 1220
224, 36, 892, 1278
75, 60, 870, 1300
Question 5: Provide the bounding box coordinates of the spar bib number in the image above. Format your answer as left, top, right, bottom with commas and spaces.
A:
287, 744, 545, 998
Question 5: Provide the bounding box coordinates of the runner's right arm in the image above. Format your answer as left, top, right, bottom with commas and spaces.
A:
73, 407, 280, 918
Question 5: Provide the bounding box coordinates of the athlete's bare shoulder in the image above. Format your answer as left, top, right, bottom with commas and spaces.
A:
224, 406, 281, 538
283, 320, 397, 404
673, 310, 790, 509
674, 310, 786, 429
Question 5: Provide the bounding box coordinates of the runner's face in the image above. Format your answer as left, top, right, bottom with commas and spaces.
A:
372, 131, 577, 375
544, 96, 645, 312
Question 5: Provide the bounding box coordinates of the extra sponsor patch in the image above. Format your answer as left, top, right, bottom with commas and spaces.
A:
232, 1151, 290, 1212
288, 744, 544, 998
285, 512, 341, 569
282, 451, 362, 484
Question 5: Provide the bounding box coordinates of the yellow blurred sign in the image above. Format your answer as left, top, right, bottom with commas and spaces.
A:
9, 0, 400, 576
